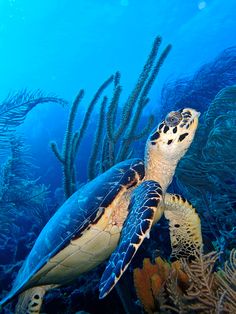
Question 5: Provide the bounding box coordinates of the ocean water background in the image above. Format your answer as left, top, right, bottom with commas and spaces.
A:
0, 0, 236, 188
0, 0, 236, 313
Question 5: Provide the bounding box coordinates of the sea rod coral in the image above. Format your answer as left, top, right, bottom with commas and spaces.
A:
50, 35, 172, 198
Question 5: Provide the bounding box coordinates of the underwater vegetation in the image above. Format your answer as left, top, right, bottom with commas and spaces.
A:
0, 90, 66, 155
133, 250, 236, 313
50, 36, 171, 198
0, 136, 49, 234
0, 89, 66, 239
0, 91, 66, 311
161, 47, 236, 114
0, 35, 235, 314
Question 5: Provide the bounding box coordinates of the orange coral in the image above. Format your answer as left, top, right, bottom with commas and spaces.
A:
133, 258, 161, 314
134, 250, 236, 313
133, 257, 189, 314
172, 260, 189, 291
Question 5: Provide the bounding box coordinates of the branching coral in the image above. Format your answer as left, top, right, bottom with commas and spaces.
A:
171, 250, 236, 313
51, 36, 172, 197
107, 37, 172, 164
216, 249, 236, 312
134, 250, 236, 314
50, 77, 113, 198
178, 252, 220, 313
88, 96, 108, 180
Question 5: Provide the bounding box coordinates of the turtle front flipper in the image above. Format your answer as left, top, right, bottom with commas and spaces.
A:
99, 180, 163, 299
164, 193, 203, 260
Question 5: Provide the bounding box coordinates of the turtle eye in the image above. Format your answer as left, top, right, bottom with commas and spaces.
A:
165, 111, 182, 127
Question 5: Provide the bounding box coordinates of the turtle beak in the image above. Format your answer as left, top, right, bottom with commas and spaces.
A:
191, 110, 200, 119
186, 110, 200, 129
195, 111, 201, 118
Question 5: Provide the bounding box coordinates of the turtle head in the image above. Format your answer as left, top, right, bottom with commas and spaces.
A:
147, 108, 200, 162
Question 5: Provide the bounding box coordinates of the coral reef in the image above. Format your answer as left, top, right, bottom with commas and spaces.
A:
50, 77, 113, 198
133, 257, 188, 314
51, 36, 172, 198
106, 37, 171, 165
1, 41, 235, 314
133, 250, 236, 313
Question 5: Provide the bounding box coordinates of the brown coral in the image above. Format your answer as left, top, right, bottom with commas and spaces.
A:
133, 258, 165, 314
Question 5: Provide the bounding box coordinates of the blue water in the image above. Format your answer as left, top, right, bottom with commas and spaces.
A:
0, 0, 235, 97
1, 0, 235, 187
0, 1, 236, 313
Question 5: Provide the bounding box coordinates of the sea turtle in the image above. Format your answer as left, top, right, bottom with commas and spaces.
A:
0, 108, 202, 313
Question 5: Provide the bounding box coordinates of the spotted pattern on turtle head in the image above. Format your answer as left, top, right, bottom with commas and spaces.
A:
146, 108, 200, 160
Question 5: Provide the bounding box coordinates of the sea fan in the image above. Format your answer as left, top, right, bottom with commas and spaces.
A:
0, 136, 51, 238
134, 251, 236, 313
0, 89, 67, 155
161, 47, 236, 114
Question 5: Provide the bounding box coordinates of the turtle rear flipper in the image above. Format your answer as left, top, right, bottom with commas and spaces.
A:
15, 285, 52, 314
99, 180, 163, 299
164, 193, 203, 260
